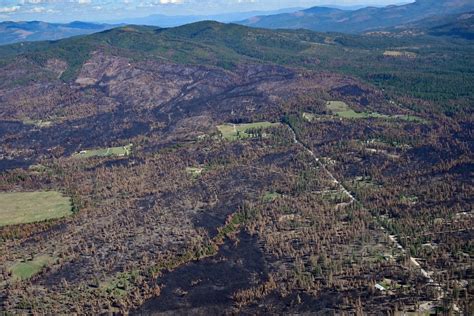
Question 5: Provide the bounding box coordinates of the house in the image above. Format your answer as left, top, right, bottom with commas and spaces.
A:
375, 284, 386, 291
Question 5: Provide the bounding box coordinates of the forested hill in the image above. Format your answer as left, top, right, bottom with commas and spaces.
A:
389, 11, 474, 40
1, 21, 473, 115
238, 0, 474, 34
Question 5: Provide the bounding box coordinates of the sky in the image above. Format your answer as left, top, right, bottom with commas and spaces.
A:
0, 0, 411, 23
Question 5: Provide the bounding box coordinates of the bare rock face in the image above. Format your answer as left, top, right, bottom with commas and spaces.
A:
45, 58, 68, 78
76, 52, 126, 86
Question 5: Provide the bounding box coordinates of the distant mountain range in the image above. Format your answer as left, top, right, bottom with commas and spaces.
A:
0, 21, 115, 45
107, 8, 303, 27
2, 1, 473, 46
238, 0, 474, 33
0, 9, 303, 45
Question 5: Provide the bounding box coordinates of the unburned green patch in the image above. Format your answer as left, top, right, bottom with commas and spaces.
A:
326, 101, 427, 123
73, 144, 133, 159
320, 190, 351, 203
346, 177, 381, 199
217, 122, 279, 141
262, 192, 282, 202
186, 167, 204, 178
383, 50, 417, 58
23, 119, 53, 128
101, 270, 140, 298
0, 191, 73, 227
348, 176, 379, 189
9, 255, 54, 280
327, 101, 386, 119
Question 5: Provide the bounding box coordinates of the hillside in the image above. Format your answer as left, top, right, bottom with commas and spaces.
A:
391, 11, 474, 39
0, 21, 115, 46
0, 21, 472, 314
1, 21, 472, 114
239, 0, 474, 33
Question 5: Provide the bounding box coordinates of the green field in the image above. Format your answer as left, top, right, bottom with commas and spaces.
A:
326, 101, 426, 123
327, 101, 386, 119
74, 144, 133, 158
217, 122, 279, 140
0, 191, 73, 227
9, 255, 53, 280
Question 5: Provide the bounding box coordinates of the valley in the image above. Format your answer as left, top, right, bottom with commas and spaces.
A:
0, 10, 472, 315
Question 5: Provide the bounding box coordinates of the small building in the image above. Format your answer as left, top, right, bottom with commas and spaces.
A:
375, 284, 386, 291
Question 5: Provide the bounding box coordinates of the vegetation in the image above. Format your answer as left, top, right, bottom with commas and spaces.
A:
185, 167, 203, 177
262, 192, 282, 202
217, 122, 278, 140
239, 0, 474, 34
383, 50, 417, 58
0, 21, 472, 115
0, 191, 72, 226
73, 144, 133, 158
9, 255, 54, 280
0, 17, 472, 316
326, 101, 426, 122
22, 119, 53, 128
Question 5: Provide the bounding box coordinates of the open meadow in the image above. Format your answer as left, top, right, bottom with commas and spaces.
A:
217, 122, 279, 140
0, 191, 72, 227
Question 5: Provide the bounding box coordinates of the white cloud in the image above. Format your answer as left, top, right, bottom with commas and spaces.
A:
27, 6, 58, 13
0, 6, 20, 13
159, 0, 183, 3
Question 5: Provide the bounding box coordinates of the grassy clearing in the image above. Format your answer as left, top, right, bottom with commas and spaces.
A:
23, 119, 53, 128
9, 255, 54, 280
383, 50, 417, 58
74, 144, 133, 159
0, 191, 73, 227
320, 190, 351, 203
217, 122, 278, 140
327, 101, 385, 119
263, 192, 282, 202
326, 101, 426, 123
186, 167, 203, 178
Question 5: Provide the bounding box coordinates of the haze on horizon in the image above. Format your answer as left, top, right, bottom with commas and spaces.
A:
0, 0, 413, 23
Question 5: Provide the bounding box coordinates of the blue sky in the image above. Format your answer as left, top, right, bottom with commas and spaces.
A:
0, 0, 411, 22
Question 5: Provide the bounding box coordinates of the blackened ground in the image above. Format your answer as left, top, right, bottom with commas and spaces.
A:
134, 231, 267, 315
0, 158, 33, 172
